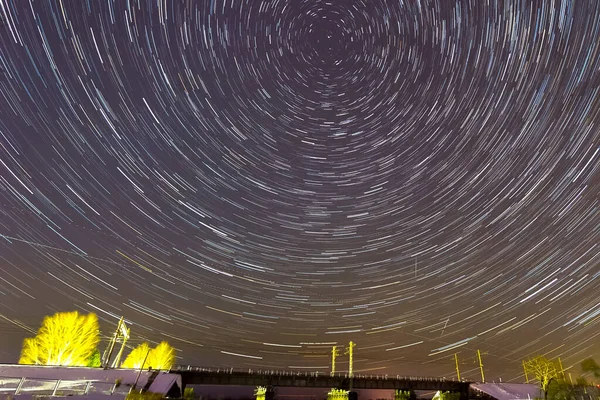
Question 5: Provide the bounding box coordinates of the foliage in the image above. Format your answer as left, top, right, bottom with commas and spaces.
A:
395, 390, 416, 400
255, 386, 268, 400
87, 348, 102, 367
575, 377, 588, 386
126, 391, 166, 400
433, 391, 461, 400
19, 311, 100, 366
523, 356, 561, 400
327, 388, 349, 400
547, 380, 577, 400
581, 358, 600, 377
183, 387, 195, 400
147, 341, 175, 370
19, 337, 42, 365
122, 341, 175, 370
122, 342, 151, 369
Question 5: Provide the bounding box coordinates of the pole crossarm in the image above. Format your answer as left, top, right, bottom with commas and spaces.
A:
102, 316, 130, 368
331, 346, 340, 377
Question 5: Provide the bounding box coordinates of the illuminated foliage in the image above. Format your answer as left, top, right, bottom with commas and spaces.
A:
395, 390, 416, 400
121, 341, 175, 370
327, 388, 349, 400
433, 391, 461, 400
183, 387, 195, 400
121, 342, 151, 369
19, 337, 42, 365
524, 356, 561, 400
255, 386, 267, 400
147, 341, 175, 370
87, 349, 102, 367
19, 311, 100, 367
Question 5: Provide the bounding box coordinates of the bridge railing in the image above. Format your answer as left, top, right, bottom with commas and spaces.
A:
171, 366, 463, 382
0, 376, 128, 396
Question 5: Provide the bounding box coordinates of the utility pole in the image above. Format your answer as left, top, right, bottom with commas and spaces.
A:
131, 348, 151, 393
477, 350, 485, 383
454, 354, 461, 381
345, 341, 356, 378
102, 317, 122, 367
331, 346, 340, 376
102, 317, 130, 368
110, 318, 130, 368
523, 360, 529, 383
557, 357, 565, 379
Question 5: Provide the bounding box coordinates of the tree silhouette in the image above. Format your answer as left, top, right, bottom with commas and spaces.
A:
19, 311, 100, 366
581, 358, 600, 377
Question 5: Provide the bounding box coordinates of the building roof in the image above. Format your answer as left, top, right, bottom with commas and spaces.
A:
471, 383, 542, 400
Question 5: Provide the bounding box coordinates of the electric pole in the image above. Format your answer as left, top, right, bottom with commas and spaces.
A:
454, 354, 461, 381
523, 360, 529, 383
102, 317, 122, 367
477, 350, 485, 383
345, 341, 356, 378
110, 318, 130, 368
345, 341, 356, 393
102, 316, 130, 368
557, 357, 565, 379
331, 346, 340, 376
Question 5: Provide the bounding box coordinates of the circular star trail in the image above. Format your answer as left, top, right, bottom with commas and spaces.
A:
1, 0, 599, 379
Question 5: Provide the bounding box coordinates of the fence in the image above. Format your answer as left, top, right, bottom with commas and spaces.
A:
172, 366, 460, 382
0, 376, 130, 396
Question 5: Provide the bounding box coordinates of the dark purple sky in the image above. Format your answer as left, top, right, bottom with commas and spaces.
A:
0, 0, 599, 382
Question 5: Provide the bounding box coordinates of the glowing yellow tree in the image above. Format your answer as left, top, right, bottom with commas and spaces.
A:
327, 389, 349, 400
121, 342, 175, 369
19, 338, 42, 365
122, 341, 175, 370
255, 386, 267, 400
19, 311, 100, 366
524, 356, 561, 400
147, 341, 175, 370
121, 342, 151, 369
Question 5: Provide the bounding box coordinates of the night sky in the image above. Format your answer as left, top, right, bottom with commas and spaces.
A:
1, 0, 599, 382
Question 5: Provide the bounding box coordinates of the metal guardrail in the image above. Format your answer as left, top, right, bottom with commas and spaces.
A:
0, 376, 128, 396
171, 365, 463, 382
